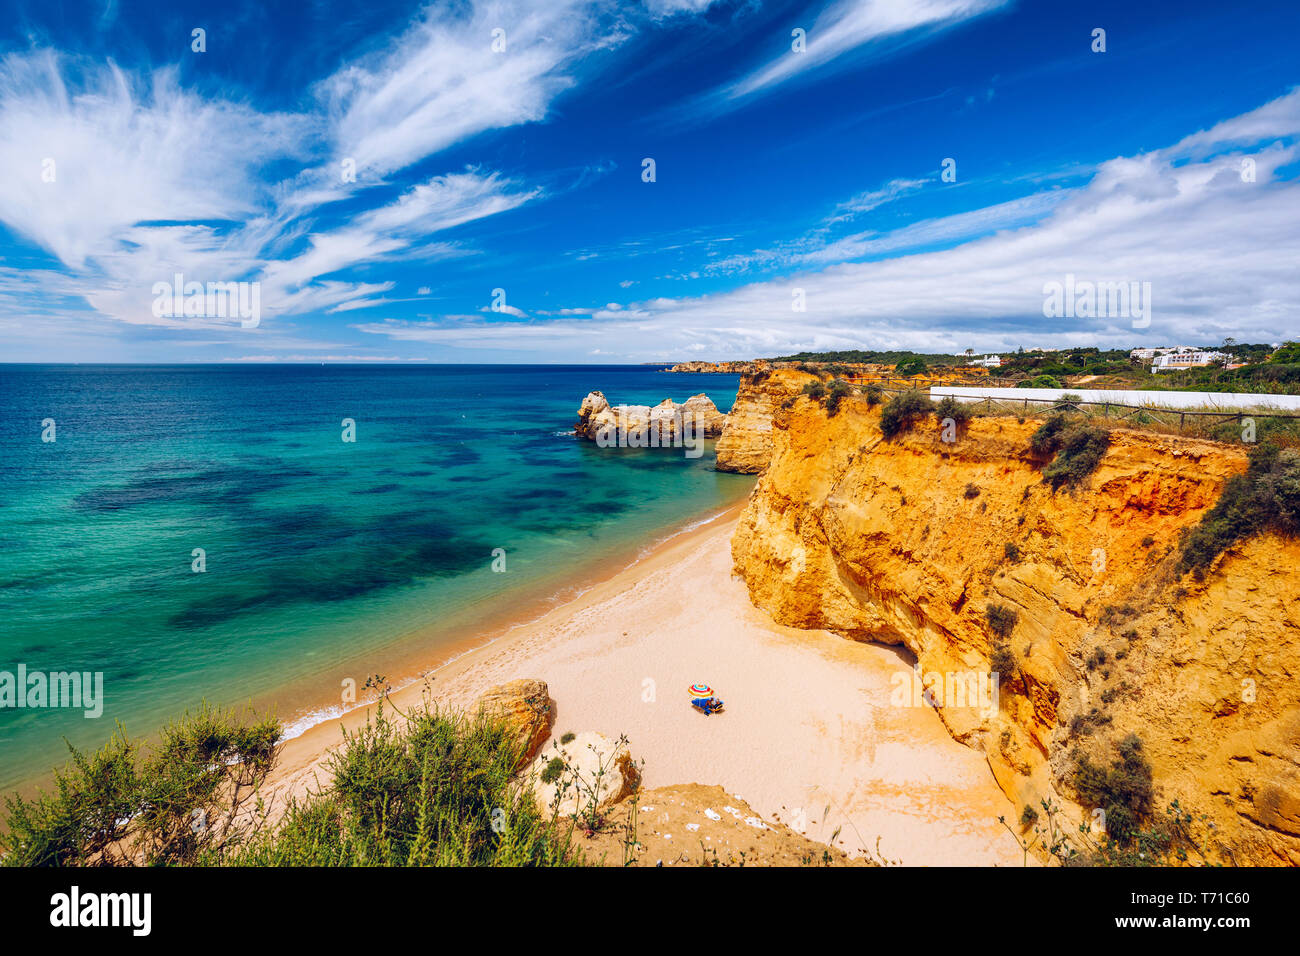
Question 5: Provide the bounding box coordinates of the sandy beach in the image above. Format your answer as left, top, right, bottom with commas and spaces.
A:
268, 503, 1026, 866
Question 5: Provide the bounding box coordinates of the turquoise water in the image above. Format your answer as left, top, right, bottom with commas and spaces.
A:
0, 365, 752, 791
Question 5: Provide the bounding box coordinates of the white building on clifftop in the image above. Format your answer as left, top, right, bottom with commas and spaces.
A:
1150, 349, 1233, 372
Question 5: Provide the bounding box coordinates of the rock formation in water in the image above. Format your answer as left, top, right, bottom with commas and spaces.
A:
728, 382, 1300, 864
575, 391, 726, 444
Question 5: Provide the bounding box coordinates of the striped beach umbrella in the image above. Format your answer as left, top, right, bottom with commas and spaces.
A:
688, 682, 713, 698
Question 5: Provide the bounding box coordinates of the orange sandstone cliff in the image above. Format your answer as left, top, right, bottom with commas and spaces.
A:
728, 370, 1300, 864
715, 368, 819, 473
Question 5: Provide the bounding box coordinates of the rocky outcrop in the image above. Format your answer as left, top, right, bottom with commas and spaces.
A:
575, 391, 726, 444
730, 391, 1300, 864
714, 368, 819, 473
525, 731, 640, 818
584, 784, 871, 866
668, 361, 759, 373
475, 679, 555, 768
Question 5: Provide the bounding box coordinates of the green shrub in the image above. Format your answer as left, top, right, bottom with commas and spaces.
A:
989, 642, 1017, 679
1071, 734, 1154, 846
934, 395, 973, 425
3, 703, 584, 868
824, 379, 854, 416
560, 731, 575, 745
802, 381, 826, 401
986, 603, 1018, 639
1017, 374, 1061, 389
1, 704, 280, 866
935, 395, 977, 426
234, 705, 582, 867
894, 356, 928, 377
879, 390, 935, 438
1031, 415, 1110, 490
1029, 414, 1068, 453
864, 384, 883, 406
540, 757, 566, 784
1178, 442, 1300, 578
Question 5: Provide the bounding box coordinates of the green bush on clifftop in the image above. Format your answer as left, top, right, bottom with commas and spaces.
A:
879, 390, 935, 438
1030, 415, 1110, 490
1178, 441, 1300, 578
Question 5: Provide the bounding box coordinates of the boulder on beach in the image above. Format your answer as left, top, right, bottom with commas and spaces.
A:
475, 679, 555, 767
525, 731, 641, 818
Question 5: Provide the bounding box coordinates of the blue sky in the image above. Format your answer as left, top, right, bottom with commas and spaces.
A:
0, 0, 1297, 363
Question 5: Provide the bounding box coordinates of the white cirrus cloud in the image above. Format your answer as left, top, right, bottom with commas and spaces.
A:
723, 0, 1011, 103
320, 0, 628, 180
0, 50, 309, 271
0, 0, 562, 331
356, 90, 1300, 360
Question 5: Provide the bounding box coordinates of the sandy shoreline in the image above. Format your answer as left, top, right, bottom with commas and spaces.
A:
266, 502, 1026, 866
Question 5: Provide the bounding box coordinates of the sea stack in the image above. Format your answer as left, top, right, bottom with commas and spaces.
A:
575, 391, 726, 444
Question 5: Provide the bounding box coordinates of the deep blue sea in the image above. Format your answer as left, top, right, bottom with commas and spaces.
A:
0, 365, 752, 792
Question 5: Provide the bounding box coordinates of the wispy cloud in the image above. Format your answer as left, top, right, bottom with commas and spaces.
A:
320, 0, 627, 180
643, 0, 727, 18
0, 50, 308, 271
721, 0, 1011, 104
0, 0, 589, 330
826, 177, 928, 224
357, 90, 1300, 358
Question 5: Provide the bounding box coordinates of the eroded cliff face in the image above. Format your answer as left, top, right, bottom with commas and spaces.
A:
715, 369, 818, 473
731, 389, 1300, 864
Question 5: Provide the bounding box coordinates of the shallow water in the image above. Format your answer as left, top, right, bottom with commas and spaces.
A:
0, 364, 752, 791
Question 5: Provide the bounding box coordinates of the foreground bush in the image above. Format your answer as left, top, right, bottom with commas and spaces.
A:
235, 705, 582, 867
1178, 441, 1300, 578
2, 703, 582, 867
1, 704, 280, 866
